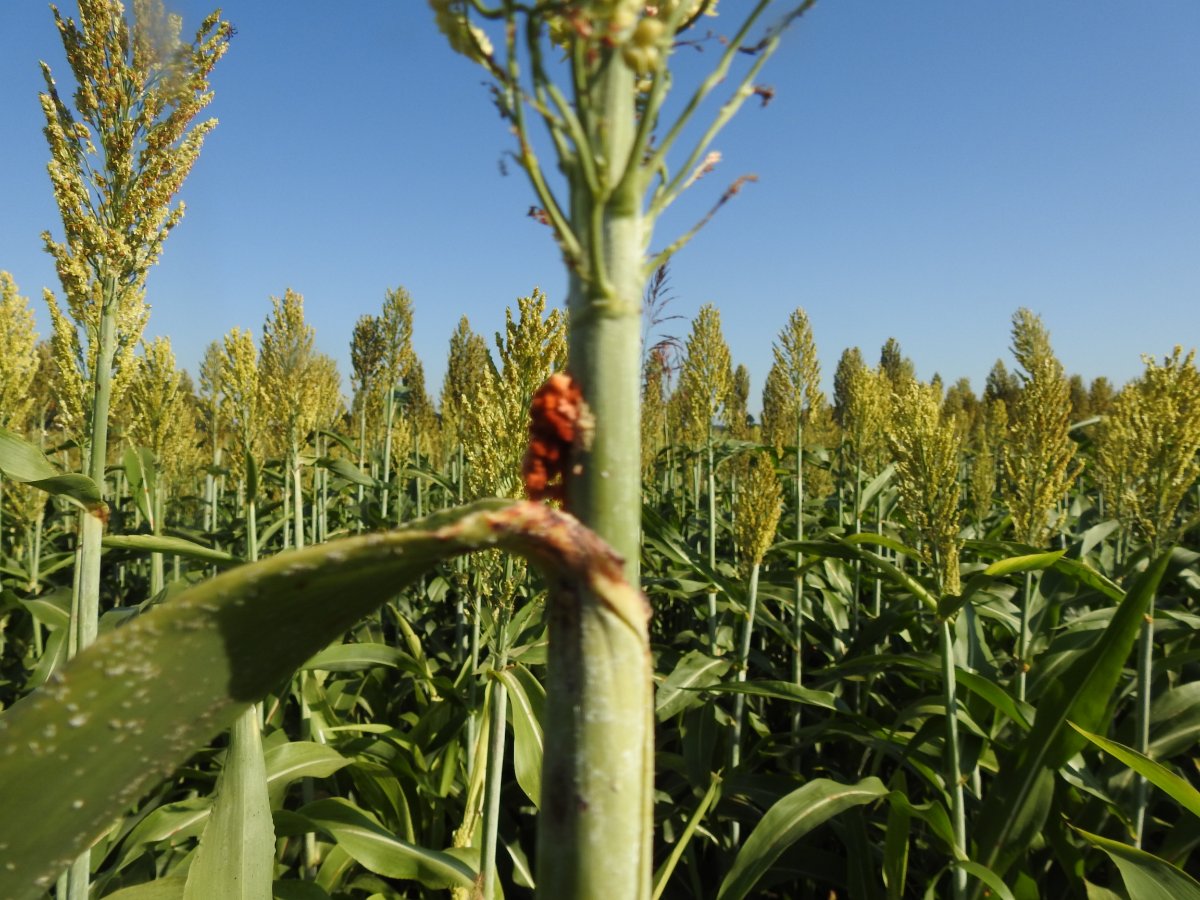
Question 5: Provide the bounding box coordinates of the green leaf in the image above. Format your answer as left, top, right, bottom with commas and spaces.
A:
103, 534, 242, 566
272, 881, 332, 900
857, 464, 895, 515
245, 450, 259, 501
19, 588, 71, 631
124, 446, 158, 526
830, 535, 939, 613
983, 550, 1066, 578
0, 426, 104, 512
1149, 683, 1200, 759
716, 777, 887, 900
956, 860, 1017, 900
1070, 723, 1200, 819
975, 549, 1172, 878
656, 650, 732, 720
0, 499, 647, 900
103, 876, 188, 899
688, 679, 841, 711
842, 529, 920, 560
495, 664, 545, 809
300, 643, 407, 672
652, 774, 721, 900
264, 741, 351, 809
299, 797, 476, 889
1050, 556, 1125, 603
883, 775, 911, 900
184, 709, 274, 900
1074, 827, 1200, 900
316, 455, 378, 488
114, 798, 211, 870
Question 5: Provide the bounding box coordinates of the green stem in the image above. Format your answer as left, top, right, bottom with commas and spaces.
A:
531, 59, 655, 899
536, 524, 654, 900
480, 602, 511, 900
65, 264, 119, 900
150, 485, 165, 596
381, 388, 395, 519
940, 618, 967, 900
706, 433, 718, 648
466, 590, 482, 773
730, 561, 761, 844
74, 275, 118, 655
562, 43, 643, 589
1017, 570, 1035, 702
565, 272, 643, 589
291, 440, 305, 551
357, 402, 367, 533
1133, 595, 1155, 847
791, 425, 805, 743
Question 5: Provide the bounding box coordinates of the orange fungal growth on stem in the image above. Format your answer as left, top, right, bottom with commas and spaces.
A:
523, 372, 586, 504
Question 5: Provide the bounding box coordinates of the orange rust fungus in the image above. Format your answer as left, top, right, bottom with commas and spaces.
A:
523, 371, 584, 505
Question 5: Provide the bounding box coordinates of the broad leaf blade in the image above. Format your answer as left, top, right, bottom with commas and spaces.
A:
0, 500, 644, 900
184, 709, 274, 900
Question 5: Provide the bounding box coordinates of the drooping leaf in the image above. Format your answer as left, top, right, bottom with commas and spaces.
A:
656, 650, 732, 720
316, 455, 378, 488
264, 741, 351, 810
1074, 827, 1200, 900
983, 550, 1066, 578
496, 664, 545, 809
103, 534, 242, 566
300, 643, 408, 673
298, 797, 475, 889
1071, 723, 1200, 820
956, 860, 1017, 900
716, 777, 887, 900
0, 499, 647, 900
689, 679, 841, 711
0, 426, 104, 512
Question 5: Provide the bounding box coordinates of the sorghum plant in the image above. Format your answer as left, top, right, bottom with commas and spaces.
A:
1001, 308, 1080, 699
887, 378, 968, 899
37, 2, 231, 892
760, 307, 823, 715
1094, 346, 1200, 844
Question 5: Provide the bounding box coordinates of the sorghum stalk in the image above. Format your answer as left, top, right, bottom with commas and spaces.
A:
1095, 348, 1200, 845
1002, 309, 1080, 701
432, 3, 811, 894
729, 451, 782, 842
480, 601, 512, 900
887, 380, 968, 899
940, 617, 968, 900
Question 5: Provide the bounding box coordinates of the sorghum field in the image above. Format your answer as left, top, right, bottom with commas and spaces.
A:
1, 3, 1198, 900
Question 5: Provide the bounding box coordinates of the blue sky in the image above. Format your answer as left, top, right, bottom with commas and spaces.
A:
1, 2, 1197, 411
